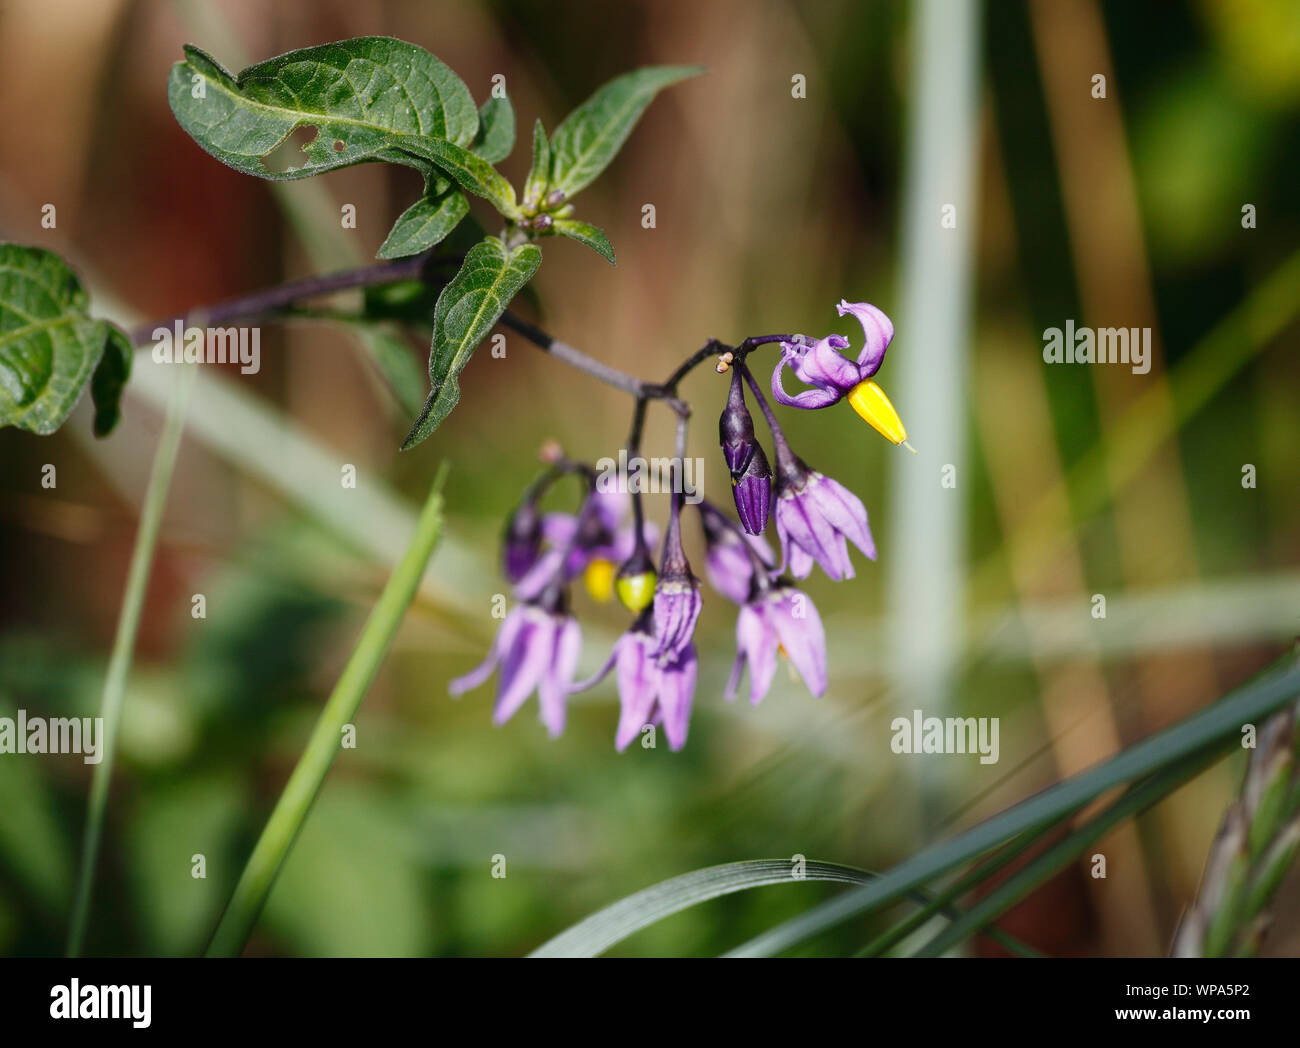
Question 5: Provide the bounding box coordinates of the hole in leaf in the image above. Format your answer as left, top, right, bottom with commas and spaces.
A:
332, 139, 346, 153
261, 125, 320, 174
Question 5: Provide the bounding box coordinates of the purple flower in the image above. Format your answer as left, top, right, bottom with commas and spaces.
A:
772, 300, 894, 410
698, 501, 774, 604
514, 488, 653, 601
448, 592, 581, 738
653, 576, 701, 661
572, 615, 699, 751
726, 583, 827, 705
775, 465, 876, 581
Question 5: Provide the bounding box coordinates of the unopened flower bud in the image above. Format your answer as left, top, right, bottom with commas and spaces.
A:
502, 499, 543, 583
731, 445, 772, 535
719, 366, 758, 476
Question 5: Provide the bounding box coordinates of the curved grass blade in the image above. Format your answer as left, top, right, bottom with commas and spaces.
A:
529, 859, 1039, 958
913, 747, 1223, 957
530, 860, 864, 958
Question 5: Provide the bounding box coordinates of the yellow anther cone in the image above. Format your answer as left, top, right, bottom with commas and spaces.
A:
847, 380, 912, 450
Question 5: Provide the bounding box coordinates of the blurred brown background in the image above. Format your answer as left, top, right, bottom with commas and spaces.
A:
1, 0, 1299, 957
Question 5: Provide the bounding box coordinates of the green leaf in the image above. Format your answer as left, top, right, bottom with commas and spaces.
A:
402, 136, 520, 218
376, 181, 469, 260
548, 65, 703, 199
0, 243, 132, 436
471, 95, 515, 163
551, 218, 615, 265
350, 322, 427, 418
91, 327, 133, 436
167, 38, 478, 181
400, 237, 541, 449
523, 118, 551, 207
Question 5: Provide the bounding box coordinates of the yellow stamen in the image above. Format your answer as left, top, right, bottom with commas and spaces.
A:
583, 558, 616, 602
846, 379, 908, 446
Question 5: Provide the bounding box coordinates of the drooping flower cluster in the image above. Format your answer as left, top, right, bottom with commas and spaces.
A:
449, 300, 905, 750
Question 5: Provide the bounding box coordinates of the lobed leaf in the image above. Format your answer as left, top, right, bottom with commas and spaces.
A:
548, 65, 703, 199
400, 237, 541, 449
0, 244, 132, 436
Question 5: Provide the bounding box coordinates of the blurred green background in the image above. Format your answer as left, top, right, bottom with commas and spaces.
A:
1, 0, 1299, 956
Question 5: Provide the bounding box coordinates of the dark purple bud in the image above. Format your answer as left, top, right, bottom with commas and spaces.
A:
731, 447, 772, 535
501, 499, 543, 584
719, 366, 759, 475
532, 213, 554, 232
545, 189, 567, 209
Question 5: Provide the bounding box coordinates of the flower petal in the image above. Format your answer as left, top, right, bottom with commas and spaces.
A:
538, 616, 581, 737
657, 646, 698, 751
492, 614, 552, 725
777, 486, 848, 582
811, 474, 876, 561
448, 607, 524, 697
836, 300, 894, 376
615, 634, 660, 750
771, 354, 843, 410
770, 591, 828, 697
739, 605, 780, 706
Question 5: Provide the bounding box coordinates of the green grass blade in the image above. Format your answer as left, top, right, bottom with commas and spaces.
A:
529, 858, 1040, 958
913, 747, 1222, 957
205, 464, 448, 956
726, 654, 1300, 957
66, 363, 196, 956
